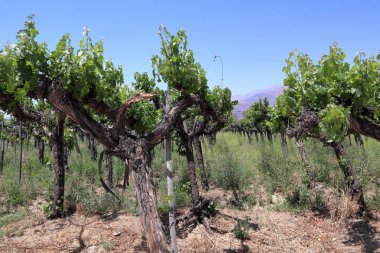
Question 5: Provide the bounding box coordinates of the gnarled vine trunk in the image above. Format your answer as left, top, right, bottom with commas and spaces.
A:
295, 137, 309, 167
88, 135, 97, 160
49, 112, 66, 218
193, 136, 209, 191
18, 121, 23, 184
104, 146, 113, 187
247, 133, 253, 145
0, 121, 5, 175
260, 132, 265, 142
132, 145, 170, 253
266, 130, 272, 142
354, 133, 364, 147
287, 109, 366, 212
254, 132, 259, 142
32, 128, 45, 165
184, 138, 200, 204
64, 148, 69, 171
332, 143, 366, 213
122, 158, 131, 189
38, 137, 45, 164
280, 132, 287, 148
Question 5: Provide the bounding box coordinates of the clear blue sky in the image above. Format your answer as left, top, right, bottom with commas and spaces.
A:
1, 0, 379, 96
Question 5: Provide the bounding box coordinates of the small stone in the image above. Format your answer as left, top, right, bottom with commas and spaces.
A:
113, 231, 121, 237
87, 245, 98, 253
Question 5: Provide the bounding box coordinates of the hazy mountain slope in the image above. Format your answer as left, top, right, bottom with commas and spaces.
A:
233, 85, 283, 119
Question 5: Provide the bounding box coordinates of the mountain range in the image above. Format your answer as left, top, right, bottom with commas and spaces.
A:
232, 85, 284, 119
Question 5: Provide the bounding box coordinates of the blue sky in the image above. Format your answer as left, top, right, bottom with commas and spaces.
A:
1, 0, 379, 96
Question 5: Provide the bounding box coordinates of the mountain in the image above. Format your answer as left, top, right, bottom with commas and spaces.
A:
232, 85, 284, 119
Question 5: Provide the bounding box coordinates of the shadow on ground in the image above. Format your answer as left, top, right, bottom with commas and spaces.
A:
344, 219, 380, 253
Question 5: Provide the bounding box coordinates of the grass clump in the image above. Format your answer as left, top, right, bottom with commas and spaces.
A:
367, 188, 380, 212
207, 139, 251, 194
101, 235, 116, 251
287, 185, 311, 210
65, 179, 124, 215
233, 218, 250, 241
0, 208, 29, 229
0, 208, 30, 238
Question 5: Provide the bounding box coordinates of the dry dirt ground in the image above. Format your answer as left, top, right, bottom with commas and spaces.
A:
0, 191, 379, 253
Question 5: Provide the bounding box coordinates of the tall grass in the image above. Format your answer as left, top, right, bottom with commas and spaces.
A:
200, 133, 380, 212
0, 132, 379, 219
0, 139, 130, 216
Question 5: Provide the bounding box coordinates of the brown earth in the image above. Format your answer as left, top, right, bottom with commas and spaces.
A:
0, 189, 379, 253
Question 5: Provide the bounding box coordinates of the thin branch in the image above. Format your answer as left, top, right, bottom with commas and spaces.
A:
145, 95, 199, 148
114, 93, 158, 133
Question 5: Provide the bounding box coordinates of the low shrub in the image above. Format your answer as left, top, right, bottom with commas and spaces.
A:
233, 217, 250, 241
207, 140, 251, 192
65, 180, 123, 215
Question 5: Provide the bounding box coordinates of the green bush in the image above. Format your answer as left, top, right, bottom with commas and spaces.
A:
3, 181, 28, 208
66, 179, 123, 215
311, 190, 328, 214
233, 218, 250, 241
257, 145, 296, 193
286, 185, 311, 209
367, 188, 380, 212
207, 139, 250, 192
173, 181, 192, 207
279, 187, 329, 214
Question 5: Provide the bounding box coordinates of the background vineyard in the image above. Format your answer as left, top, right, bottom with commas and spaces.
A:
1, 132, 379, 225
0, 15, 379, 253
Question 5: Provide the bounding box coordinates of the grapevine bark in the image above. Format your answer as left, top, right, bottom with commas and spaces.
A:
193, 136, 209, 191
132, 144, 170, 253
44, 112, 66, 218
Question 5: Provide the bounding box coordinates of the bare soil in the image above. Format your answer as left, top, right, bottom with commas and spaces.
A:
0, 189, 379, 253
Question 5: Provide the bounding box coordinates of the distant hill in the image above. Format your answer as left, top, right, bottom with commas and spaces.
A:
232, 85, 284, 119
